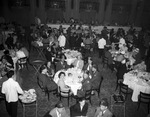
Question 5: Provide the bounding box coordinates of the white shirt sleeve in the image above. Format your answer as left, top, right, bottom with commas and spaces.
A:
16, 82, 24, 94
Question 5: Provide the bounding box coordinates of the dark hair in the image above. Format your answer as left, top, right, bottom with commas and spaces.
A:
100, 98, 109, 107
4, 50, 9, 55
60, 54, 66, 59
58, 72, 65, 78
7, 70, 14, 78
39, 65, 47, 73
92, 64, 97, 70
84, 70, 90, 75
56, 101, 64, 108
78, 97, 85, 102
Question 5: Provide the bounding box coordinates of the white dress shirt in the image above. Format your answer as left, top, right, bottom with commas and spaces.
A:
2, 78, 23, 102
16, 50, 26, 59
98, 38, 106, 49
58, 35, 66, 47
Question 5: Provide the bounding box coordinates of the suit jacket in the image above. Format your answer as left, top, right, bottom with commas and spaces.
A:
91, 71, 101, 89
83, 63, 93, 74
105, 51, 113, 65
38, 73, 57, 91
56, 61, 68, 72
49, 108, 69, 117
82, 77, 92, 91
70, 102, 88, 117
94, 107, 113, 117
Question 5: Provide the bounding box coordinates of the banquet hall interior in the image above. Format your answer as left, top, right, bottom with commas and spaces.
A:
0, 0, 150, 117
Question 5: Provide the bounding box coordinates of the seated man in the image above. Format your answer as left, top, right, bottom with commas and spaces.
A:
38, 65, 57, 91
77, 70, 92, 98
70, 98, 88, 117
49, 101, 69, 117
94, 98, 113, 117
56, 54, 69, 72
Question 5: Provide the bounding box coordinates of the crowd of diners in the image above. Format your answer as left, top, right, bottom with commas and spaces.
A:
0, 20, 150, 117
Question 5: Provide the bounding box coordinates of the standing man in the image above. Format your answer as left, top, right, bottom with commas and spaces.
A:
98, 35, 106, 58
2, 70, 24, 117
58, 32, 66, 49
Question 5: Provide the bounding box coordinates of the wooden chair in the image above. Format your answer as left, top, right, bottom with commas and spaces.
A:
119, 82, 132, 101
85, 89, 93, 105
58, 86, 71, 106
17, 57, 28, 70
115, 75, 123, 91
92, 76, 104, 97
37, 76, 58, 101
137, 92, 150, 113
110, 93, 126, 117
103, 56, 109, 68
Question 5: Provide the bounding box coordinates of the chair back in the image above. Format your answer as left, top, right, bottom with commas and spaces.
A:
139, 92, 150, 103
85, 89, 92, 100
103, 56, 108, 64
119, 82, 128, 95
18, 57, 28, 64
0, 87, 5, 102
58, 86, 70, 97
99, 76, 104, 90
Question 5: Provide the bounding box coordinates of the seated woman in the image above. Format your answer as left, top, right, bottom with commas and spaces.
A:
38, 65, 57, 91
77, 70, 92, 98
57, 72, 71, 96
70, 98, 88, 117
49, 101, 69, 117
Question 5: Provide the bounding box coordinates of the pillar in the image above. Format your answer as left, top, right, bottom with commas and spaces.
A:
64, 0, 71, 22
128, 0, 138, 25
135, 0, 145, 26
104, 0, 113, 25
73, 0, 80, 20
97, 0, 105, 24
30, 0, 35, 24
39, 0, 46, 23
2, 0, 9, 22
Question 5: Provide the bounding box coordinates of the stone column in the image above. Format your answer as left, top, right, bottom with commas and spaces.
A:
2, 0, 9, 21
128, 0, 138, 25
135, 0, 145, 26
97, 0, 105, 24
30, 0, 35, 24
74, 0, 80, 20
104, 0, 113, 25
39, 0, 46, 23
64, 0, 71, 22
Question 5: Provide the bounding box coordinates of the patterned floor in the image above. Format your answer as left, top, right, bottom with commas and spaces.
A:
0, 48, 149, 117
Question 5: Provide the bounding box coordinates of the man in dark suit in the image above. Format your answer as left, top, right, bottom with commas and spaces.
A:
91, 64, 102, 89
94, 98, 113, 117
70, 98, 88, 117
56, 54, 69, 72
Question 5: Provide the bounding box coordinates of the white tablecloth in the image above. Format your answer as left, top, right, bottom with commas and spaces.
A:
63, 49, 81, 65
54, 68, 83, 95
123, 72, 150, 102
